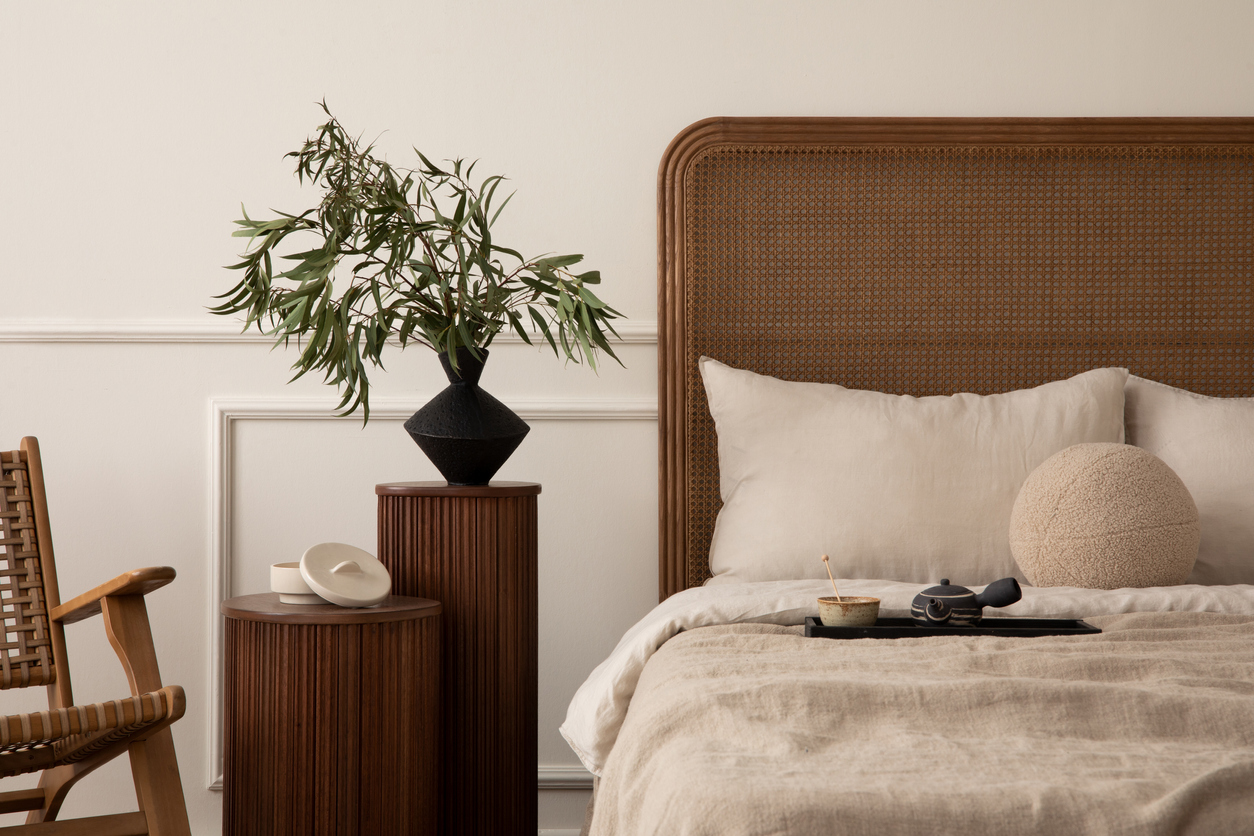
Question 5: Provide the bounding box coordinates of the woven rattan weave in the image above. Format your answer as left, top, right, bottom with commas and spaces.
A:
0, 687, 181, 776
0, 453, 54, 689
658, 118, 1254, 599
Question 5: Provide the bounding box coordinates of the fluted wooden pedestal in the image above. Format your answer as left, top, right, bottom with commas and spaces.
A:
222, 594, 442, 836
376, 481, 540, 836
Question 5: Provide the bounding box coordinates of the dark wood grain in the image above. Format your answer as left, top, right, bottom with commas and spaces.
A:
222, 598, 441, 836
377, 485, 539, 836
222, 593, 442, 624
376, 481, 542, 498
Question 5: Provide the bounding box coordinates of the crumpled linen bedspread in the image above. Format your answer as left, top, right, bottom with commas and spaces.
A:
586, 613, 1254, 836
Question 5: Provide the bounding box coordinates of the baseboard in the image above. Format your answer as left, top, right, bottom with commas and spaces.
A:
210, 762, 595, 794
537, 764, 595, 790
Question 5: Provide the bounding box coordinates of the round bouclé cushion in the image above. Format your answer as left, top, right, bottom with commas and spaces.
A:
1009, 443, 1199, 589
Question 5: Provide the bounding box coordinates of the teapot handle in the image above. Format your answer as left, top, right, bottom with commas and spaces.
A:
975, 577, 1022, 610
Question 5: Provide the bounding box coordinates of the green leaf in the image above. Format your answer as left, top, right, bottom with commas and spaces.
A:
528, 307, 558, 353
533, 253, 584, 271
578, 286, 607, 309
506, 310, 532, 344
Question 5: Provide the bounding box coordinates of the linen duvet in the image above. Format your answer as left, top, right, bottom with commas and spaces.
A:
563, 580, 1254, 836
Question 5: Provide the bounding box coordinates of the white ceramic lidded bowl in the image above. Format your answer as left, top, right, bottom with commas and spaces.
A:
817, 596, 881, 627
270, 562, 323, 605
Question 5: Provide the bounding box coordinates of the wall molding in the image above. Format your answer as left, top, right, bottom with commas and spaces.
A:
207, 396, 655, 792
0, 318, 657, 344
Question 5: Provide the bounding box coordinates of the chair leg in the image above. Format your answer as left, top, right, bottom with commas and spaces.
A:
25, 760, 96, 823
24, 730, 151, 824
21, 713, 187, 829
128, 727, 191, 836
99, 595, 191, 836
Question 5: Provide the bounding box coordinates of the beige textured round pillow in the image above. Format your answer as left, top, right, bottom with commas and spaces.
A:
1009, 443, 1199, 589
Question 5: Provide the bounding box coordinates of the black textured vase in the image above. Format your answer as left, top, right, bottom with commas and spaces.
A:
404, 347, 530, 486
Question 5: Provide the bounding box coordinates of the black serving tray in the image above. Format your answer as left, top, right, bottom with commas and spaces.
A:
804, 616, 1101, 640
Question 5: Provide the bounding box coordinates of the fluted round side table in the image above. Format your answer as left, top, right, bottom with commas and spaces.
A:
222, 594, 441, 836
376, 481, 539, 836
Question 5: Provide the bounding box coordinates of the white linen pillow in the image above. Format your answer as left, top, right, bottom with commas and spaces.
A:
1125, 376, 1254, 585
700, 358, 1129, 586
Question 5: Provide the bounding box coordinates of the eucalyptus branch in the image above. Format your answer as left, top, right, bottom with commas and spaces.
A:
212, 103, 623, 419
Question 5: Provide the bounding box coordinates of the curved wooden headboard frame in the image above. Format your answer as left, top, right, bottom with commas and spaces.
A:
658, 116, 1254, 601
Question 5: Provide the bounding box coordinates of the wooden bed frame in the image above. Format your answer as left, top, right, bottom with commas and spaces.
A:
658, 117, 1254, 600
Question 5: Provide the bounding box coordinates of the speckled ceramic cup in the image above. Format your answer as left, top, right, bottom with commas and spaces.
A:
817, 596, 880, 627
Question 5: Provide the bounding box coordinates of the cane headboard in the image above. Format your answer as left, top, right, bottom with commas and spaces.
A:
657, 117, 1254, 600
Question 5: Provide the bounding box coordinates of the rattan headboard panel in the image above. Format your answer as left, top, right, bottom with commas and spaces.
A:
658, 118, 1254, 600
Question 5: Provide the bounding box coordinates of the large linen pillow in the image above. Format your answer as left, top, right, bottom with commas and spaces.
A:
1125, 375, 1254, 585
701, 358, 1129, 586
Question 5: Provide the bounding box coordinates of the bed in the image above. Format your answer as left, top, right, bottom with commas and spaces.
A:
563, 118, 1254, 835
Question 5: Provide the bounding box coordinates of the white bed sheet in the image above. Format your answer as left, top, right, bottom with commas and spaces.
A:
560, 578, 1254, 777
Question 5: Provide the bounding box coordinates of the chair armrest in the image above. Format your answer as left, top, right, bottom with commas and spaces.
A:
50, 567, 177, 625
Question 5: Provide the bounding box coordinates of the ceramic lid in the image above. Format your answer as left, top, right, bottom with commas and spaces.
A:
917, 578, 974, 598
299, 543, 391, 608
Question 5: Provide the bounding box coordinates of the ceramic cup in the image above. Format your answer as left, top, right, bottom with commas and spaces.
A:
270, 562, 324, 605
817, 596, 880, 627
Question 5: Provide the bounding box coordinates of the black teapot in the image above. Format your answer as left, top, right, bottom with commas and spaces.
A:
910, 577, 1022, 627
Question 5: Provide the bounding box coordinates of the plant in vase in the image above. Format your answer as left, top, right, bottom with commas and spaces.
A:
212, 103, 623, 485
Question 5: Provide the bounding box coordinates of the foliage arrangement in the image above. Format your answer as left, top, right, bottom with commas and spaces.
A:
212, 103, 622, 419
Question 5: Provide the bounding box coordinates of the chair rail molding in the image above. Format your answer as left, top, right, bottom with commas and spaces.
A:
0, 318, 657, 344
207, 396, 656, 791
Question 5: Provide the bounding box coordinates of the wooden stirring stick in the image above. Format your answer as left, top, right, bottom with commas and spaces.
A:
820, 554, 842, 602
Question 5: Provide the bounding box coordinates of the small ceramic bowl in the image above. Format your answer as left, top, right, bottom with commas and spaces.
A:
818, 596, 880, 627
270, 562, 323, 605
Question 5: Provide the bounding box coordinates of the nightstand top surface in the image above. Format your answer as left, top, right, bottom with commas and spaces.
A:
375, 481, 541, 497
222, 593, 441, 624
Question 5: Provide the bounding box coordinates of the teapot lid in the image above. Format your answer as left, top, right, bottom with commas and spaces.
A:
918, 578, 974, 597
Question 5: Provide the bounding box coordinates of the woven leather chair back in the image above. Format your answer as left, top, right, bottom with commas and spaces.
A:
0, 451, 54, 689
658, 118, 1254, 599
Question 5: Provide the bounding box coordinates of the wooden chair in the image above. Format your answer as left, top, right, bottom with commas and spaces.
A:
0, 438, 190, 835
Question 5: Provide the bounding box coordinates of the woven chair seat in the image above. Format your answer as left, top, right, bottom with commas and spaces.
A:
0, 685, 184, 778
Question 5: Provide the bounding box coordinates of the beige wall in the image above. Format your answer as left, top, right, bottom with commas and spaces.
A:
2, 1, 1251, 832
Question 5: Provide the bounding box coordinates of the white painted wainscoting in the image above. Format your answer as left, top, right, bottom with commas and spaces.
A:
206, 394, 652, 791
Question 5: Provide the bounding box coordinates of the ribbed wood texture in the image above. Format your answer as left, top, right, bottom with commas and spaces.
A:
376, 483, 539, 836
223, 601, 440, 836
658, 117, 1254, 599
